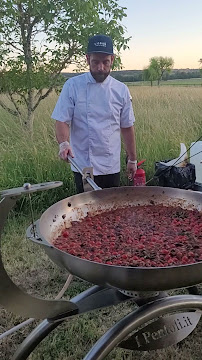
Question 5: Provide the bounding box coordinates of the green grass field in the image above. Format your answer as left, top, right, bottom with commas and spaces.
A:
1, 85, 202, 359
127, 78, 202, 87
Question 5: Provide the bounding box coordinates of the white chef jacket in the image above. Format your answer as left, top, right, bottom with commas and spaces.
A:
51, 72, 135, 175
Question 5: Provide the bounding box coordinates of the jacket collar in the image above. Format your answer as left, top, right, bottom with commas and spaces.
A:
86, 72, 111, 85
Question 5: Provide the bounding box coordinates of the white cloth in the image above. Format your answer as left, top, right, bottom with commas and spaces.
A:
51, 72, 135, 175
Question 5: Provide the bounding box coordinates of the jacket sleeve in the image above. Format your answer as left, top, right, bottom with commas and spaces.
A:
120, 87, 135, 128
51, 80, 75, 124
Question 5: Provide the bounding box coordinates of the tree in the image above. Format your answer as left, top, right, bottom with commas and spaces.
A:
143, 66, 158, 86
0, 0, 130, 131
199, 58, 202, 77
149, 56, 174, 85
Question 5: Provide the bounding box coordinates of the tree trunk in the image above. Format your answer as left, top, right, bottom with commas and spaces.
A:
18, 4, 34, 133
26, 110, 34, 134
25, 89, 34, 133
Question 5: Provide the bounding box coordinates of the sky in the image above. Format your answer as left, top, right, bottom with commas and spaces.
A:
117, 0, 202, 70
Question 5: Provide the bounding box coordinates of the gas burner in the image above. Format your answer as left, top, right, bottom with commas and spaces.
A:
119, 289, 159, 298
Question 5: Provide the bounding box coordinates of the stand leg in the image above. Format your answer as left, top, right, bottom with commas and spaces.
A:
12, 286, 129, 359
12, 320, 62, 360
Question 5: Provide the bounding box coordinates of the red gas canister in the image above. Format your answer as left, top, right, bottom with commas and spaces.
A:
133, 160, 146, 186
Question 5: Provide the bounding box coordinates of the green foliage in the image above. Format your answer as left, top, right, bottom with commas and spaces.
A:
199, 58, 202, 77
166, 69, 201, 81
0, 0, 130, 74
0, 0, 130, 126
143, 56, 174, 85
127, 78, 202, 87
143, 66, 158, 86
150, 56, 174, 84
63, 69, 201, 83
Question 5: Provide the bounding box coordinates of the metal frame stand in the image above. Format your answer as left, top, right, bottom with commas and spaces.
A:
13, 293, 202, 360
0, 183, 78, 319
83, 295, 202, 359
12, 286, 130, 360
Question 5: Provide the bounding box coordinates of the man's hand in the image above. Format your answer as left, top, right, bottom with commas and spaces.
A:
127, 159, 137, 181
58, 141, 74, 161
121, 126, 137, 180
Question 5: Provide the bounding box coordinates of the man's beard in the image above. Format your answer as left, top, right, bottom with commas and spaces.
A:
90, 71, 110, 83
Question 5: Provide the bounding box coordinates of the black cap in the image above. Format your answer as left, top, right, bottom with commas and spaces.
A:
87, 34, 113, 55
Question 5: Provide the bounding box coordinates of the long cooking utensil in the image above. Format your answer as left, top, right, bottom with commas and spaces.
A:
67, 155, 101, 191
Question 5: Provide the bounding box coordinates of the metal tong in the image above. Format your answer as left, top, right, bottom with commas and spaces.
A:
67, 155, 101, 191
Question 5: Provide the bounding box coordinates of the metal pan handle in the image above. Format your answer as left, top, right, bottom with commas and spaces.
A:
67, 155, 102, 191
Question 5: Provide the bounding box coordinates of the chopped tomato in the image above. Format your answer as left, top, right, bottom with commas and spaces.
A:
53, 204, 202, 268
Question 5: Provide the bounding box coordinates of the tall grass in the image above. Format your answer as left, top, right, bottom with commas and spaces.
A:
0, 91, 75, 211
1, 86, 202, 211
0, 86, 202, 210
131, 86, 202, 179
